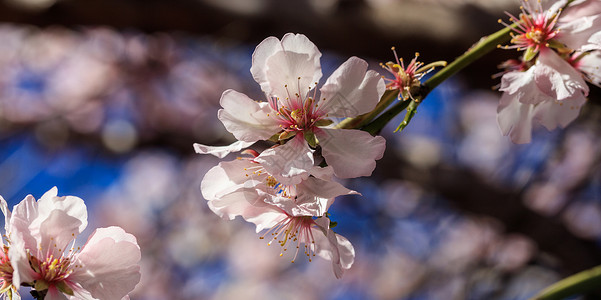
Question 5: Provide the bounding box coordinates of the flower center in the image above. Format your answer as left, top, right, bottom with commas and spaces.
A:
243, 163, 296, 198
268, 80, 325, 134
265, 175, 278, 188
526, 28, 546, 45
381, 48, 444, 100
32, 255, 73, 284
499, 0, 561, 57
260, 215, 317, 263
27, 239, 82, 295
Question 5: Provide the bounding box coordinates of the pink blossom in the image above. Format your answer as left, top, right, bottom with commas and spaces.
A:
7, 187, 141, 300
201, 33, 386, 179
201, 154, 356, 277
497, 50, 588, 143
499, 0, 601, 53
495, 0, 601, 143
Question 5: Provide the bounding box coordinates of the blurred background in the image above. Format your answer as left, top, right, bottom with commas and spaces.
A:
1, 0, 601, 299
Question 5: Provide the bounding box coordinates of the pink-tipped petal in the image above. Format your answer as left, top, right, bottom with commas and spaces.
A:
250, 36, 282, 90
294, 177, 358, 215
316, 128, 385, 178
578, 50, 601, 86
0, 195, 9, 239
217, 89, 281, 142
559, 0, 597, 22
500, 68, 548, 105
251, 33, 322, 97
314, 217, 355, 279
207, 188, 263, 220
497, 92, 536, 144
201, 159, 259, 202
207, 188, 284, 232
36, 187, 88, 234
264, 50, 321, 100
8, 232, 36, 288
557, 15, 601, 51
38, 210, 84, 257
534, 93, 587, 130
71, 227, 141, 300
10, 195, 42, 251
319, 57, 385, 118
535, 50, 589, 100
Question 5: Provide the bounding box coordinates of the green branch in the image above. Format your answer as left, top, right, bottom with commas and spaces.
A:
530, 265, 601, 300
362, 98, 412, 135
394, 99, 420, 132
422, 24, 515, 92
336, 89, 399, 130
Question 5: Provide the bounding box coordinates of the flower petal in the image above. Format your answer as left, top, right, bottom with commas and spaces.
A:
201, 159, 260, 202
578, 50, 601, 86
206, 188, 261, 220
70, 288, 96, 300
316, 128, 385, 178
319, 56, 385, 118
207, 188, 284, 232
500, 68, 548, 105
535, 50, 589, 100
243, 206, 287, 233
35, 187, 88, 235
82, 226, 139, 246
264, 50, 321, 101
313, 217, 355, 279
251, 33, 322, 98
250, 36, 281, 88
534, 93, 587, 130
265, 174, 357, 218
218, 89, 281, 142
45, 286, 68, 300
193, 140, 254, 158
201, 159, 287, 231
497, 92, 537, 144
38, 210, 84, 257
294, 176, 358, 215
559, 0, 597, 22
0, 195, 9, 241
71, 227, 141, 300
10, 194, 41, 251
254, 136, 314, 186
558, 15, 601, 51
8, 231, 36, 288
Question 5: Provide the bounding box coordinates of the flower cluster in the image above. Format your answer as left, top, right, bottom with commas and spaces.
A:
195, 33, 386, 278
497, 0, 601, 143
0, 188, 141, 300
